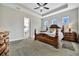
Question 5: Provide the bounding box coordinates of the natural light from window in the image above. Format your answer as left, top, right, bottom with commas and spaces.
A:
24, 17, 29, 32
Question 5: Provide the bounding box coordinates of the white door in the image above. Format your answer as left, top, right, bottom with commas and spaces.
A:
24, 17, 30, 39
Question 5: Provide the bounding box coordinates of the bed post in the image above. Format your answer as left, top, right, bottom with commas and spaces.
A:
56, 28, 58, 38
34, 29, 37, 40
61, 25, 64, 34
54, 28, 59, 48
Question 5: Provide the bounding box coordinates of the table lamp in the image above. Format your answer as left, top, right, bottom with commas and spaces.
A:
68, 24, 72, 33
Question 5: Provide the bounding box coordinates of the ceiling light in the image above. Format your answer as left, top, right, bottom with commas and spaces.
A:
40, 7, 43, 9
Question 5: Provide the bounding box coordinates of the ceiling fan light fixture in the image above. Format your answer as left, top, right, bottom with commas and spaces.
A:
34, 3, 49, 12
40, 7, 43, 9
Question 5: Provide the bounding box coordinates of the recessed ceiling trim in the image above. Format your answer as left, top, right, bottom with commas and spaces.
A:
42, 3, 68, 16
1, 3, 79, 19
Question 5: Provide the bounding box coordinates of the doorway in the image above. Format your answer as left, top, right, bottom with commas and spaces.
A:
24, 17, 30, 39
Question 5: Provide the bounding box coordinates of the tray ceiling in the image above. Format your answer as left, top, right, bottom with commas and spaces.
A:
1, 3, 79, 18
20, 3, 66, 16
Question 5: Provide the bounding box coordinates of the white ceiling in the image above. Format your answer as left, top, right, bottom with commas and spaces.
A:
1, 3, 79, 18
20, 3, 65, 15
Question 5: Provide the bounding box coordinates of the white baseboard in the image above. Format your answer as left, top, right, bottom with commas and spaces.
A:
9, 36, 33, 42
9, 38, 25, 42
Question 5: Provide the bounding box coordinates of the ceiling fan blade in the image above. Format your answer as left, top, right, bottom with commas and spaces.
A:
44, 7, 49, 9
43, 3, 48, 6
37, 3, 41, 6
34, 7, 40, 9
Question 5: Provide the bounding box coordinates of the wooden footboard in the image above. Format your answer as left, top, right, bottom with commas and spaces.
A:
34, 29, 59, 48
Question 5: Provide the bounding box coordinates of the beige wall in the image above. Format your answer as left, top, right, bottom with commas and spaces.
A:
0, 4, 41, 41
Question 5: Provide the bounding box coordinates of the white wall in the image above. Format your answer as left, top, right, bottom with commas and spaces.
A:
78, 7, 79, 35
0, 4, 41, 41
42, 8, 78, 33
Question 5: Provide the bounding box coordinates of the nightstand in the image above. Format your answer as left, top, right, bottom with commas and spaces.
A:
64, 32, 77, 42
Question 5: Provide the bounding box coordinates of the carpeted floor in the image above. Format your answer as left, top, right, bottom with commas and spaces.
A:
9, 39, 79, 56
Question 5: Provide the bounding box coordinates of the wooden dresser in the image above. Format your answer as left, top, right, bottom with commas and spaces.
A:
64, 32, 77, 42
0, 31, 9, 56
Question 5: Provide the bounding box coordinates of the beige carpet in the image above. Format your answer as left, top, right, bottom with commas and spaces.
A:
9, 39, 79, 56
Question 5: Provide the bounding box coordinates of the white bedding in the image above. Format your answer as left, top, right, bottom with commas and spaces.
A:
40, 30, 63, 40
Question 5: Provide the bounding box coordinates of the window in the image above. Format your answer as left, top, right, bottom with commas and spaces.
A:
44, 21, 48, 26
51, 18, 56, 24
62, 16, 69, 25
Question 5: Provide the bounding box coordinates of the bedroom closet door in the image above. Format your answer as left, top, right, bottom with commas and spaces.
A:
24, 17, 30, 39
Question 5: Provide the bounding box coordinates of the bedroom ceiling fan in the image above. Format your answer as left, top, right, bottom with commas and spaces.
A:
34, 3, 49, 12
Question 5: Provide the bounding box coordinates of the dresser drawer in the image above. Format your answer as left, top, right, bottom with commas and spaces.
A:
64, 32, 77, 42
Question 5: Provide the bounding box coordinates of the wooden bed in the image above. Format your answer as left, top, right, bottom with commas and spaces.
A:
34, 27, 59, 48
